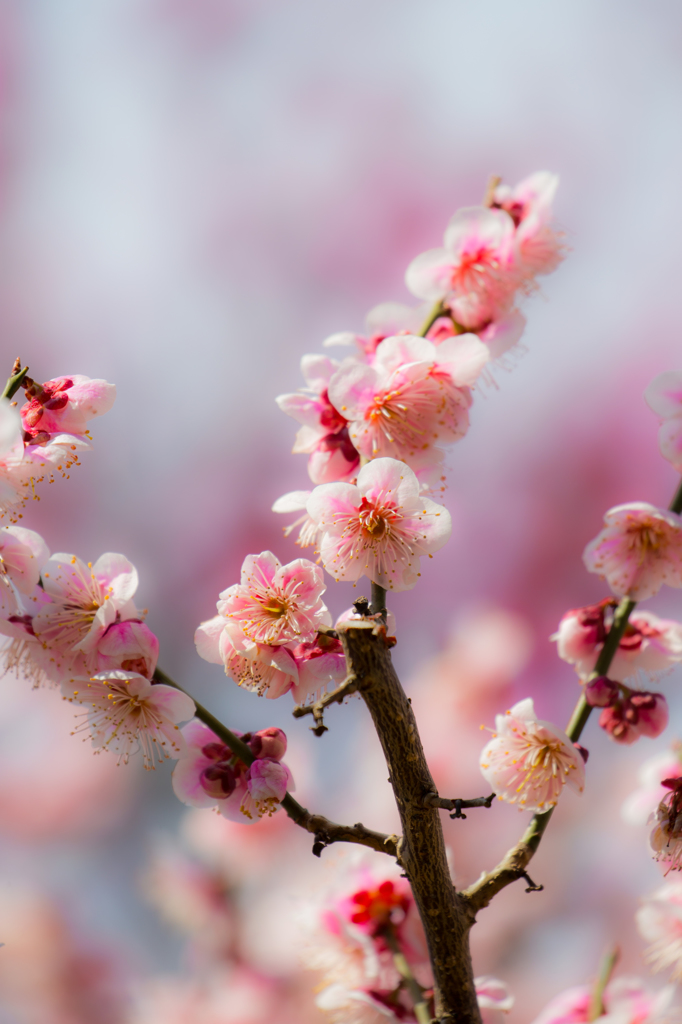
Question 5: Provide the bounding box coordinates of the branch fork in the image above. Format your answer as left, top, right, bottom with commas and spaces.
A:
422, 792, 495, 819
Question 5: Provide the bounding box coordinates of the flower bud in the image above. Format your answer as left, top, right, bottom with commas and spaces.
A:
599, 691, 668, 744
584, 676, 619, 707
200, 761, 237, 799
249, 727, 287, 761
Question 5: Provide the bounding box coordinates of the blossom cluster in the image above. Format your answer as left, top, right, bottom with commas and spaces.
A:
0, 373, 115, 521
299, 851, 513, 1024
275, 172, 563, 516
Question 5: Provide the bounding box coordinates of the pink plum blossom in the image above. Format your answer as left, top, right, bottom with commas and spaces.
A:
323, 301, 426, 362
94, 619, 159, 678
475, 977, 514, 1024
271, 490, 319, 549
583, 503, 682, 600
33, 552, 141, 675
328, 333, 488, 467
307, 458, 452, 591
598, 690, 668, 745
64, 670, 195, 768
0, 399, 27, 521
479, 697, 585, 812
405, 206, 517, 330
0, 584, 58, 687
0, 525, 50, 618
20, 374, 115, 439
530, 977, 675, 1024
276, 355, 359, 484
287, 632, 347, 702
622, 747, 682, 826
300, 851, 431, 1011
172, 719, 293, 821
218, 551, 330, 646
492, 171, 564, 278
645, 371, 682, 473
554, 602, 682, 683
634, 880, 679, 983
637, 882, 682, 980
195, 613, 298, 698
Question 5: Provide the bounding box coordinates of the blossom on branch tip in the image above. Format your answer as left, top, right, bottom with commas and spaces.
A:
555, 602, 682, 683
492, 171, 564, 278
479, 698, 585, 812
20, 375, 115, 438
328, 333, 487, 468
172, 719, 292, 821
645, 371, 682, 473
405, 206, 517, 330
64, 670, 195, 768
583, 503, 682, 600
307, 458, 452, 591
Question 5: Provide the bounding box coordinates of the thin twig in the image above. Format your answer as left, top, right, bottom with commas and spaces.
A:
153, 667, 399, 858
292, 675, 358, 735
587, 945, 620, 1021
1, 360, 29, 402
383, 925, 432, 1024
418, 299, 446, 338
482, 174, 502, 208
423, 792, 495, 819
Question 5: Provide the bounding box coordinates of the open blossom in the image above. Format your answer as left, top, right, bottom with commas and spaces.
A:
0, 399, 27, 520
480, 697, 585, 812
637, 882, 682, 980
0, 584, 57, 686
650, 778, 682, 874
308, 458, 452, 591
530, 977, 676, 1024
555, 602, 682, 683
20, 374, 115, 439
328, 334, 488, 468
271, 490, 319, 549
622, 747, 682, 826
300, 851, 431, 1011
645, 371, 682, 473
218, 551, 330, 647
32, 552, 141, 678
64, 670, 195, 768
195, 614, 299, 699
172, 719, 292, 821
323, 301, 425, 361
583, 503, 682, 601
94, 619, 159, 678
0, 525, 50, 616
405, 206, 517, 330
277, 355, 360, 485
492, 171, 564, 277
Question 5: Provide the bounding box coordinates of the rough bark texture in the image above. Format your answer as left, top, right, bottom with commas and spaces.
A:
337, 619, 481, 1024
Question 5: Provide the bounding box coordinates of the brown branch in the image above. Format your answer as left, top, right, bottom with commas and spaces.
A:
423, 792, 495, 819
292, 674, 358, 735
154, 667, 398, 859
337, 616, 482, 1024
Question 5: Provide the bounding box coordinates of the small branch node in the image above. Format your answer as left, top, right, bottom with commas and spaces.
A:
520, 871, 544, 894
450, 800, 466, 820
312, 830, 330, 858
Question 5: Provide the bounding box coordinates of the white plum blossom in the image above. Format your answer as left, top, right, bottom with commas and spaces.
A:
583, 503, 682, 601
328, 333, 488, 469
480, 698, 585, 812
307, 458, 452, 591
64, 670, 195, 768
622, 747, 682, 826
637, 882, 682, 980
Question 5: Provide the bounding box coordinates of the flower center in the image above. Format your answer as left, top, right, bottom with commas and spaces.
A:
358, 497, 390, 539
349, 881, 408, 929
629, 524, 665, 563
260, 597, 289, 619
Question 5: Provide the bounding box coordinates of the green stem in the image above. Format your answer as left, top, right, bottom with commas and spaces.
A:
383, 926, 432, 1024
670, 477, 682, 515
587, 945, 620, 1021
418, 300, 446, 338
1, 365, 28, 401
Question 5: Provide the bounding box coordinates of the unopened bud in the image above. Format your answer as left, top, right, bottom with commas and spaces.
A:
249, 727, 287, 761
584, 676, 619, 707
200, 761, 236, 799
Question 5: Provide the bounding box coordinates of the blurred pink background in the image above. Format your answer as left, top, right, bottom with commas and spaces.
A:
1, 1, 682, 1020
